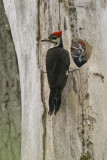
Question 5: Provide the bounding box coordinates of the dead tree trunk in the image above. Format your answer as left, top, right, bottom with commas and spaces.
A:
3, 0, 107, 160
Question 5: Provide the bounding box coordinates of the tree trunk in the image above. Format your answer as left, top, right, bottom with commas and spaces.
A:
3, 0, 107, 160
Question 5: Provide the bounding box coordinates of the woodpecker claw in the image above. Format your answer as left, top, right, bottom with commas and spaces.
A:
68, 69, 79, 73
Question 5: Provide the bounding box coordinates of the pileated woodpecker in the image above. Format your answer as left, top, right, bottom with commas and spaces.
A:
71, 41, 87, 67
41, 31, 70, 115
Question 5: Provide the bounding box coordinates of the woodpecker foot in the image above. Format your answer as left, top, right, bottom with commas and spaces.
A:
41, 69, 79, 74
69, 68, 79, 73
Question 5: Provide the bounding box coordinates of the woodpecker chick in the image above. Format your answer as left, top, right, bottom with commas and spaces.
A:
41, 31, 70, 115
71, 41, 87, 67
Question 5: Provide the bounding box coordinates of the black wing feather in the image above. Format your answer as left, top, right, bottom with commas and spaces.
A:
46, 48, 70, 89
46, 47, 70, 115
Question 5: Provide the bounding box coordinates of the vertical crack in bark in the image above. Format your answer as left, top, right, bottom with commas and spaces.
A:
79, 70, 85, 154
63, 0, 78, 40
72, 72, 78, 93
77, 70, 94, 159
75, 70, 85, 155
37, 0, 41, 68
38, 1, 46, 159
58, 0, 61, 30
41, 71, 46, 160
73, 67, 95, 159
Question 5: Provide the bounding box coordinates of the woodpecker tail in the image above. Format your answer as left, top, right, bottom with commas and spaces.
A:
48, 92, 61, 116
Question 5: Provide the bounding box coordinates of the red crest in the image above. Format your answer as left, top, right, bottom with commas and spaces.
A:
78, 41, 86, 48
53, 31, 62, 37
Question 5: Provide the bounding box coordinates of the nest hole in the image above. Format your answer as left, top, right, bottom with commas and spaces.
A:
71, 39, 92, 67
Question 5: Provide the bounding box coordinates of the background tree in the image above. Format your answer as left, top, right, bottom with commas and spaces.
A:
0, 0, 21, 160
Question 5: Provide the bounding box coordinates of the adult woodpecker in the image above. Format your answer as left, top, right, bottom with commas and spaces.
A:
71, 41, 87, 67
41, 31, 70, 115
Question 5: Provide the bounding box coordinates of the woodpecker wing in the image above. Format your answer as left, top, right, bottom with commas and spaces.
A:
46, 47, 70, 91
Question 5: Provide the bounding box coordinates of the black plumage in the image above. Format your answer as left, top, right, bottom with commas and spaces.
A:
46, 47, 70, 115
41, 31, 70, 115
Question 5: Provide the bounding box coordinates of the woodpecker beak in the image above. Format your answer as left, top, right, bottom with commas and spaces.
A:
41, 38, 50, 42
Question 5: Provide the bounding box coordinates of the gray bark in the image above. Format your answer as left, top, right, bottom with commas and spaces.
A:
0, 0, 21, 160
3, 0, 107, 160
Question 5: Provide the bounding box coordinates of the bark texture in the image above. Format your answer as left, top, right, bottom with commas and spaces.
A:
0, 0, 21, 160
3, 0, 107, 160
